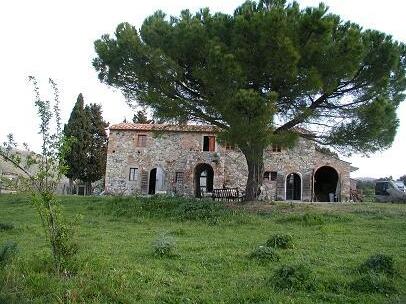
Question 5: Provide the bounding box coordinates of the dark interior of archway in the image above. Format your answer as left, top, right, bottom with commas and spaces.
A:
314, 166, 338, 202
286, 173, 301, 200
195, 164, 214, 197
148, 168, 157, 195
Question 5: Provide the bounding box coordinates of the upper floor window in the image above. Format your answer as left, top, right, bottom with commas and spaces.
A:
129, 167, 138, 181
264, 171, 277, 181
225, 142, 235, 150
137, 134, 147, 147
203, 136, 216, 152
271, 144, 282, 153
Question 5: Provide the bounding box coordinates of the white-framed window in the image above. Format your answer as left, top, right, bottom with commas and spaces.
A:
129, 167, 138, 181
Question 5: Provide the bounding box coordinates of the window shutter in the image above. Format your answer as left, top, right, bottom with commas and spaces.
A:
276, 173, 285, 200
302, 171, 312, 201
209, 136, 215, 152
140, 170, 148, 194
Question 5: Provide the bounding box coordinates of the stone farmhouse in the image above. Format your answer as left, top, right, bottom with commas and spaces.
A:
105, 123, 357, 201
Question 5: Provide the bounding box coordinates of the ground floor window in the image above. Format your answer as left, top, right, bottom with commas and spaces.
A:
129, 167, 138, 181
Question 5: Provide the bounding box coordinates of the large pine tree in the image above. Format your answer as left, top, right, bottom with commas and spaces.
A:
63, 94, 108, 194
94, 0, 406, 200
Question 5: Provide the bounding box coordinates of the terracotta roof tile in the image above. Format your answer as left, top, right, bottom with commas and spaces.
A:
110, 123, 219, 133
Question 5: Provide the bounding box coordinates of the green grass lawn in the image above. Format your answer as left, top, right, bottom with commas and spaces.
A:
0, 194, 405, 303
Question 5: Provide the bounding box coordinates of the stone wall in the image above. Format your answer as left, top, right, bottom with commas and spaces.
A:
105, 127, 353, 201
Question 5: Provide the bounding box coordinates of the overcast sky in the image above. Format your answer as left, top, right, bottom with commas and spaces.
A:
1, 0, 405, 179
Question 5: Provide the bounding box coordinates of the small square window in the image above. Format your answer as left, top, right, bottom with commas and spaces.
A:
264, 171, 277, 181
203, 136, 216, 151
271, 144, 281, 153
175, 172, 184, 184
137, 135, 147, 147
225, 142, 235, 150
129, 168, 138, 181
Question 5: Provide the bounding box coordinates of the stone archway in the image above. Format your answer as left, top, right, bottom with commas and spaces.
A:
314, 166, 339, 202
194, 163, 214, 198
286, 173, 301, 200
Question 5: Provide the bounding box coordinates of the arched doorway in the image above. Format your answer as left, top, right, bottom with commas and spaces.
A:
286, 173, 301, 200
148, 167, 165, 194
314, 166, 339, 202
195, 163, 214, 197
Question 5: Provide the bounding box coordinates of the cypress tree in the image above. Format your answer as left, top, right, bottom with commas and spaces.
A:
82, 104, 108, 193
63, 94, 108, 194
63, 93, 88, 193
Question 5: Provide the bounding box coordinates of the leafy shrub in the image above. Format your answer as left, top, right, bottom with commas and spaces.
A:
350, 273, 396, 294
0, 241, 18, 267
152, 233, 176, 257
249, 246, 280, 261
266, 233, 293, 249
273, 263, 314, 290
359, 254, 395, 276
0, 222, 15, 231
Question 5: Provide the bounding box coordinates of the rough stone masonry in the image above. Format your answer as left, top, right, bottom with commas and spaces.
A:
105, 123, 357, 201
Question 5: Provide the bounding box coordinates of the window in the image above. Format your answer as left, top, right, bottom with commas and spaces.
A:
271, 144, 281, 153
203, 136, 216, 152
225, 142, 235, 150
264, 171, 277, 181
137, 135, 147, 147
175, 172, 184, 184
129, 168, 138, 181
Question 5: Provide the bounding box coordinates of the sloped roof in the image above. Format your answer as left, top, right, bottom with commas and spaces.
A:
110, 123, 219, 133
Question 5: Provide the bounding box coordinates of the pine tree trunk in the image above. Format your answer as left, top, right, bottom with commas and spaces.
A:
242, 148, 264, 201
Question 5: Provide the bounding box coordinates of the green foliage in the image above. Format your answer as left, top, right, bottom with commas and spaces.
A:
359, 253, 395, 276
63, 94, 108, 192
272, 263, 314, 290
132, 109, 152, 124
32, 194, 78, 272
266, 233, 293, 249
0, 241, 18, 267
152, 233, 177, 257
330, 97, 400, 153
249, 245, 280, 261
0, 78, 79, 275
350, 273, 396, 294
0, 223, 14, 231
